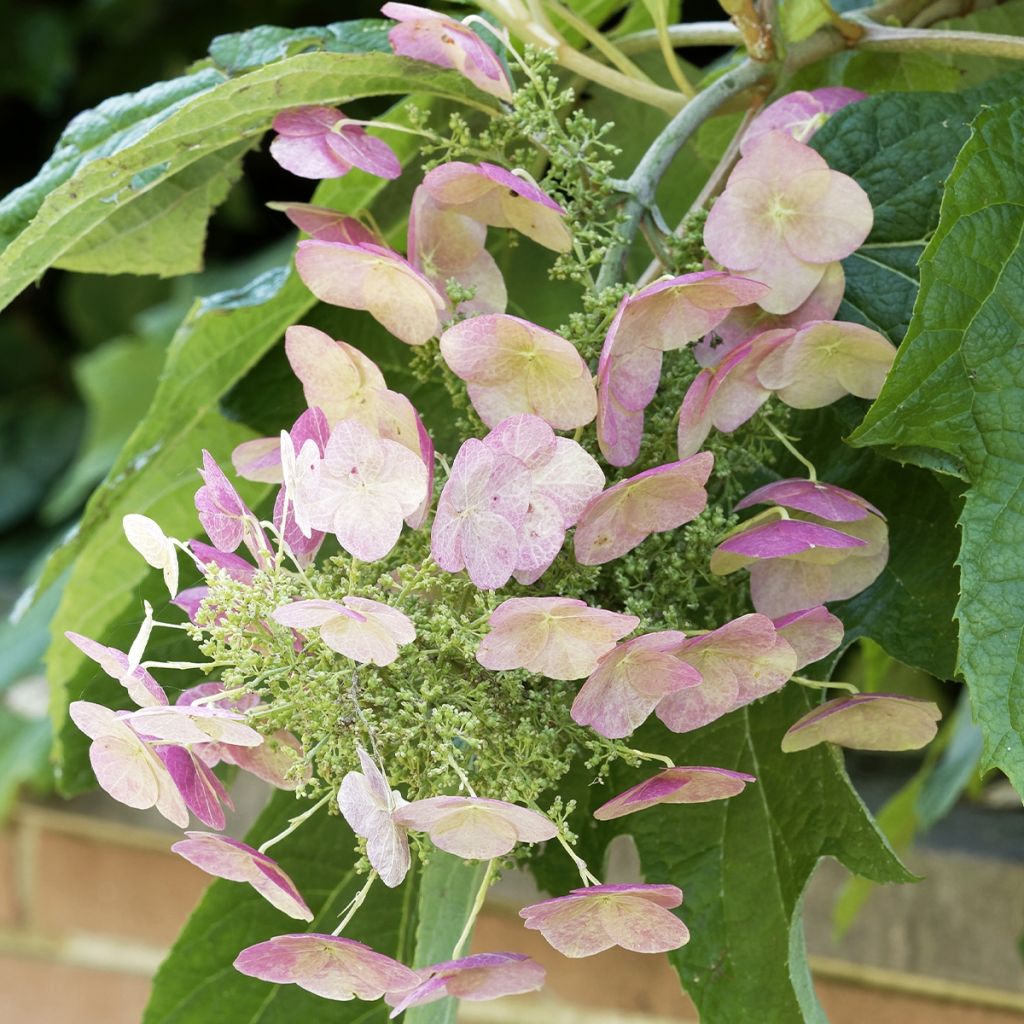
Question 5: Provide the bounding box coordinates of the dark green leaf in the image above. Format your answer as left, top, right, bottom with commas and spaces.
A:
144, 790, 418, 1024
208, 20, 391, 75
851, 97, 1024, 793
813, 72, 1024, 345
608, 688, 912, 1024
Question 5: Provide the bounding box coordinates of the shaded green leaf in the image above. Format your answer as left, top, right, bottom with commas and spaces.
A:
843, 52, 960, 94
851, 97, 1024, 793
0, 396, 83, 531
0, 66, 227, 252
53, 139, 254, 277
144, 790, 418, 1024
933, 0, 1024, 87
787, 403, 962, 680
0, 711, 51, 820
42, 336, 168, 522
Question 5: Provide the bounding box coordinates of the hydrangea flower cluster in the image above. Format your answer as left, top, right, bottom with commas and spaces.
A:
67, 19, 941, 1017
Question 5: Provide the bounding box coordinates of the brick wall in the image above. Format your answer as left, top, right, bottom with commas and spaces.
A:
2, 800, 1023, 1024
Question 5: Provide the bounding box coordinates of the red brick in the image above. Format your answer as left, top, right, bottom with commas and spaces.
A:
0, 830, 18, 927
33, 827, 209, 945
0, 952, 151, 1024
818, 978, 1024, 1024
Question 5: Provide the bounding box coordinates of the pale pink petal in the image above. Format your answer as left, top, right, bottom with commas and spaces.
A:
571, 631, 698, 739
694, 261, 845, 367
655, 614, 797, 732
519, 885, 687, 958
234, 934, 419, 1000
323, 125, 401, 180
409, 188, 506, 316
393, 796, 557, 859
741, 88, 865, 154
773, 606, 844, 669
441, 315, 595, 430
421, 161, 570, 252
338, 749, 410, 887
385, 5, 514, 102
65, 632, 168, 707
295, 242, 445, 346
574, 454, 713, 565
431, 437, 530, 589
386, 953, 544, 1015
756, 320, 896, 407
269, 202, 380, 244
476, 597, 639, 680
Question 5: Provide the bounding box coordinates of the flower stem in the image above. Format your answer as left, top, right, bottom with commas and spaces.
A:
449, 755, 478, 797
258, 792, 332, 854
555, 831, 602, 887
625, 747, 676, 769
595, 57, 771, 291
543, 0, 660, 86
765, 421, 818, 482
451, 859, 497, 958
792, 675, 859, 694
332, 871, 378, 935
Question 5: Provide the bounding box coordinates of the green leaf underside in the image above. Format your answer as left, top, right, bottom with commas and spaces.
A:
813, 73, 1024, 347
851, 96, 1024, 794
53, 139, 255, 277
43, 101, 429, 794
0, 51, 493, 314
533, 689, 912, 1024
404, 853, 488, 1024
208, 19, 391, 75
143, 791, 418, 1024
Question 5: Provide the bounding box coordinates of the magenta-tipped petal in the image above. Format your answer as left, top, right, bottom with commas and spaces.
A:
594, 766, 756, 820
234, 934, 419, 1001
172, 832, 313, 920
386, 952, 545, 1015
